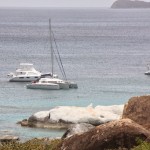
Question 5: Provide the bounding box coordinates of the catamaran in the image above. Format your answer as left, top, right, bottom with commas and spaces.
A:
26, 20, 78, 90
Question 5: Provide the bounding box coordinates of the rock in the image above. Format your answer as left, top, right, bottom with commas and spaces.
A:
17, 119, 29, 127
60, 119, 150, 150
23, 105, 123, 129
62, 123, 94, 139
111, 0, 150, 8
122, 95, 150, 130
28, 115, 70, 129
0, 135, 19, 142
21, 120, 29, 127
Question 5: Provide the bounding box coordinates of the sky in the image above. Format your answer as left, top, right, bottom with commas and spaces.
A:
0, 0, 150, 8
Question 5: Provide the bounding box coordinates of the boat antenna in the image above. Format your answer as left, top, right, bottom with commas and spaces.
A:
49, 19, 54, 77
147, 64, 150, 70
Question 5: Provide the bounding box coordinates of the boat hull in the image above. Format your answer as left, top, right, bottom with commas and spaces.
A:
68, 82, 78, 89
9, 76, 40, 82
59, 82, 70, 89
145, 72, 150, 75
26, 83, 60, 90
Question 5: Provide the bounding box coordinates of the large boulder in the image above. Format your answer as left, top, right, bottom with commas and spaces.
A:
21, 105, 123, 129
60, 119, 150, 150
122, 95, 150, 130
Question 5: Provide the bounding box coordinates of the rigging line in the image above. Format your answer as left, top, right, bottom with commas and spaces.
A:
52, 30, 67, 81
52, 37, 66, 80
52, 46, 66, 79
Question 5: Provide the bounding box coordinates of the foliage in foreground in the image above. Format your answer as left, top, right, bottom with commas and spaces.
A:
0, 138, 62, 150
132, 138, 150, 150
104, 140, 150, 150
1, 137, 150, 150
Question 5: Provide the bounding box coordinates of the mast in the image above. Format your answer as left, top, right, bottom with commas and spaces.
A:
49, 19, 54, 77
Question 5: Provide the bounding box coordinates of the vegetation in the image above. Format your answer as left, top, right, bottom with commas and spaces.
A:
0, 138, 62, 150
1, 137, 150, 150
132, 139, 150, 150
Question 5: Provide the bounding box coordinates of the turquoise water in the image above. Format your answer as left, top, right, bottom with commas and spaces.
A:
0, 8, 150, 140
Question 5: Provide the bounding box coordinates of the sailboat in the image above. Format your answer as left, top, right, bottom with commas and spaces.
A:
26, 20, 78, 90
145, 64, 150, 75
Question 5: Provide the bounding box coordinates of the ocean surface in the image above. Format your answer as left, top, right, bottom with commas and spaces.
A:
0, 8, 150, 141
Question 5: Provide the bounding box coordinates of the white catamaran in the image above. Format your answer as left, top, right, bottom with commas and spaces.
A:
26, 20, 78, 90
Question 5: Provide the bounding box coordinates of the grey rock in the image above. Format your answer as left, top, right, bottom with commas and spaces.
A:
60, 119, 150, 150
0, 135, 19, 142
62, 123, 94, 139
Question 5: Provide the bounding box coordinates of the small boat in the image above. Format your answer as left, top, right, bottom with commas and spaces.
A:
27, 77, 69, 90
145, 64, 150, 75
27, 76, 78, 90
26, 19, 78, 90
8, 63, 41, 82
145, 71, 150, 75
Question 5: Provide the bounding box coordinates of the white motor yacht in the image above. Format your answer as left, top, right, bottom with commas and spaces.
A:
8, 63, 41, 82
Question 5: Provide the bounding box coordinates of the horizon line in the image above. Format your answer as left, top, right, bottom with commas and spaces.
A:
0, 6, 110, 9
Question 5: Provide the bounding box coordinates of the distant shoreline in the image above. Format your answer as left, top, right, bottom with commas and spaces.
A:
111, 0, 150, 8
0, 7, 150, 10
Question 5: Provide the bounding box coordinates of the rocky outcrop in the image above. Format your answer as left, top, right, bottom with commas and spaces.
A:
19, 105, 123, 129
62, 123, 94, 139
17, 119, 28, 127
61, 119, 150, 150
111, 0, 150, 8
122, 95, 150, 130
16, 95, 150, 149
0, 135, 19, 142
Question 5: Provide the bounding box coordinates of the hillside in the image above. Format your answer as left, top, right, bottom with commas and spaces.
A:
111, 0, 150, 8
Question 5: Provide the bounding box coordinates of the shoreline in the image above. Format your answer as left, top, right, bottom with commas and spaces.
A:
1, 95, 150, 149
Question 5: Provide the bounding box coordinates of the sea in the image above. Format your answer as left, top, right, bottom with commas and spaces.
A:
0, 8, 150, 141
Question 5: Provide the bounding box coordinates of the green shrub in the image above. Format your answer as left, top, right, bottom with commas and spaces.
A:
132, 138, 150, 150
0, 138, 62, 150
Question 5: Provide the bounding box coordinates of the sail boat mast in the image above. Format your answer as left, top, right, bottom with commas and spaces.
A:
49, 19, 54, 77
48, 19, 67, 81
